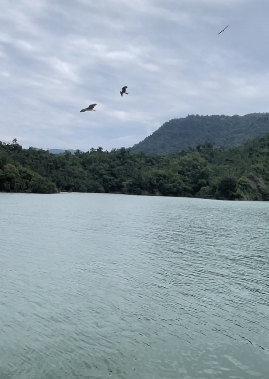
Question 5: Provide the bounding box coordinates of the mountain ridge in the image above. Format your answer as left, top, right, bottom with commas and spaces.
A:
131, 113, 269, 154
48, 149, 77, 154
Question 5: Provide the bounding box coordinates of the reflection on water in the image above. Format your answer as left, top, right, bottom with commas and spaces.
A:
0, 193, 268, 378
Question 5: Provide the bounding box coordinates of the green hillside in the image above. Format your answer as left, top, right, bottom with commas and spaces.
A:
1, 134, 269, 200
0, 142, 58, 193
131, 113, 269, 154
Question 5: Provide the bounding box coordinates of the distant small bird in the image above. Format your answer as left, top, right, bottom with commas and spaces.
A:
218, 25, 229, 35
80, 104, 97, 112
120, 86, 128, 96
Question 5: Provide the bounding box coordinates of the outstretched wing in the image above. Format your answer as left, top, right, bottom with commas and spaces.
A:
88, 103, 97, 110
218, 25, 228, 34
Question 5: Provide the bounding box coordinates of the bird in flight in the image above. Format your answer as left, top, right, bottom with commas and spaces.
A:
120, 86, 128, 97
218, 25, 229, 35
80, 104, 97, 112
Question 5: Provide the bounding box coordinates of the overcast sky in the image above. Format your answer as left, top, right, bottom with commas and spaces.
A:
1, 0, 269, 151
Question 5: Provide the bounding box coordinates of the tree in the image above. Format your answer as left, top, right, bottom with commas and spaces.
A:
217, 177, 237, 200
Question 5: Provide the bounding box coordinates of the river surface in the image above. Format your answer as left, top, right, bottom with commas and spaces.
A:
0, 193, 269, 379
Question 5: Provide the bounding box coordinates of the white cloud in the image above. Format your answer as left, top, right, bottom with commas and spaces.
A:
1, 0, 269, 150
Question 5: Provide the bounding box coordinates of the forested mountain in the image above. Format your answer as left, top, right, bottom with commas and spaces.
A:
1, 135, 269, 200
131, 113, 269, 154
49, 149, 76, 154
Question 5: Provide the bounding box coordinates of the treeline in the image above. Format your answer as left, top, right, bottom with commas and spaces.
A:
0, 135, 269, 200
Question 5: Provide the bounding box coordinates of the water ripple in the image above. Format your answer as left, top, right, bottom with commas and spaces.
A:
0, 193, 268, 378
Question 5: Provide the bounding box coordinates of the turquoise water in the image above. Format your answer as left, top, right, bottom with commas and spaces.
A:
0, 193, 268, 378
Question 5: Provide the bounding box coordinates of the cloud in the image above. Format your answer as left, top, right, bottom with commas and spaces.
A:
0, 0, 269, 151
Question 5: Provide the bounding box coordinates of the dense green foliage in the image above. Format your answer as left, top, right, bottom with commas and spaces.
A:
131, 113, 269, 154
1, 135, 269, 200
0, 142, 57, 193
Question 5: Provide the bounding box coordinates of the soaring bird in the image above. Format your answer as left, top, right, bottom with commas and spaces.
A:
120, 86, 128, 96
218, 25, 229, 35
80, 104, 97, 112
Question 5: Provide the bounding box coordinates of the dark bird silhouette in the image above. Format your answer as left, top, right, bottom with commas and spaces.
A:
80, 104, 97, 112
120, 86, 128, 96
218, 25, 229, 35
